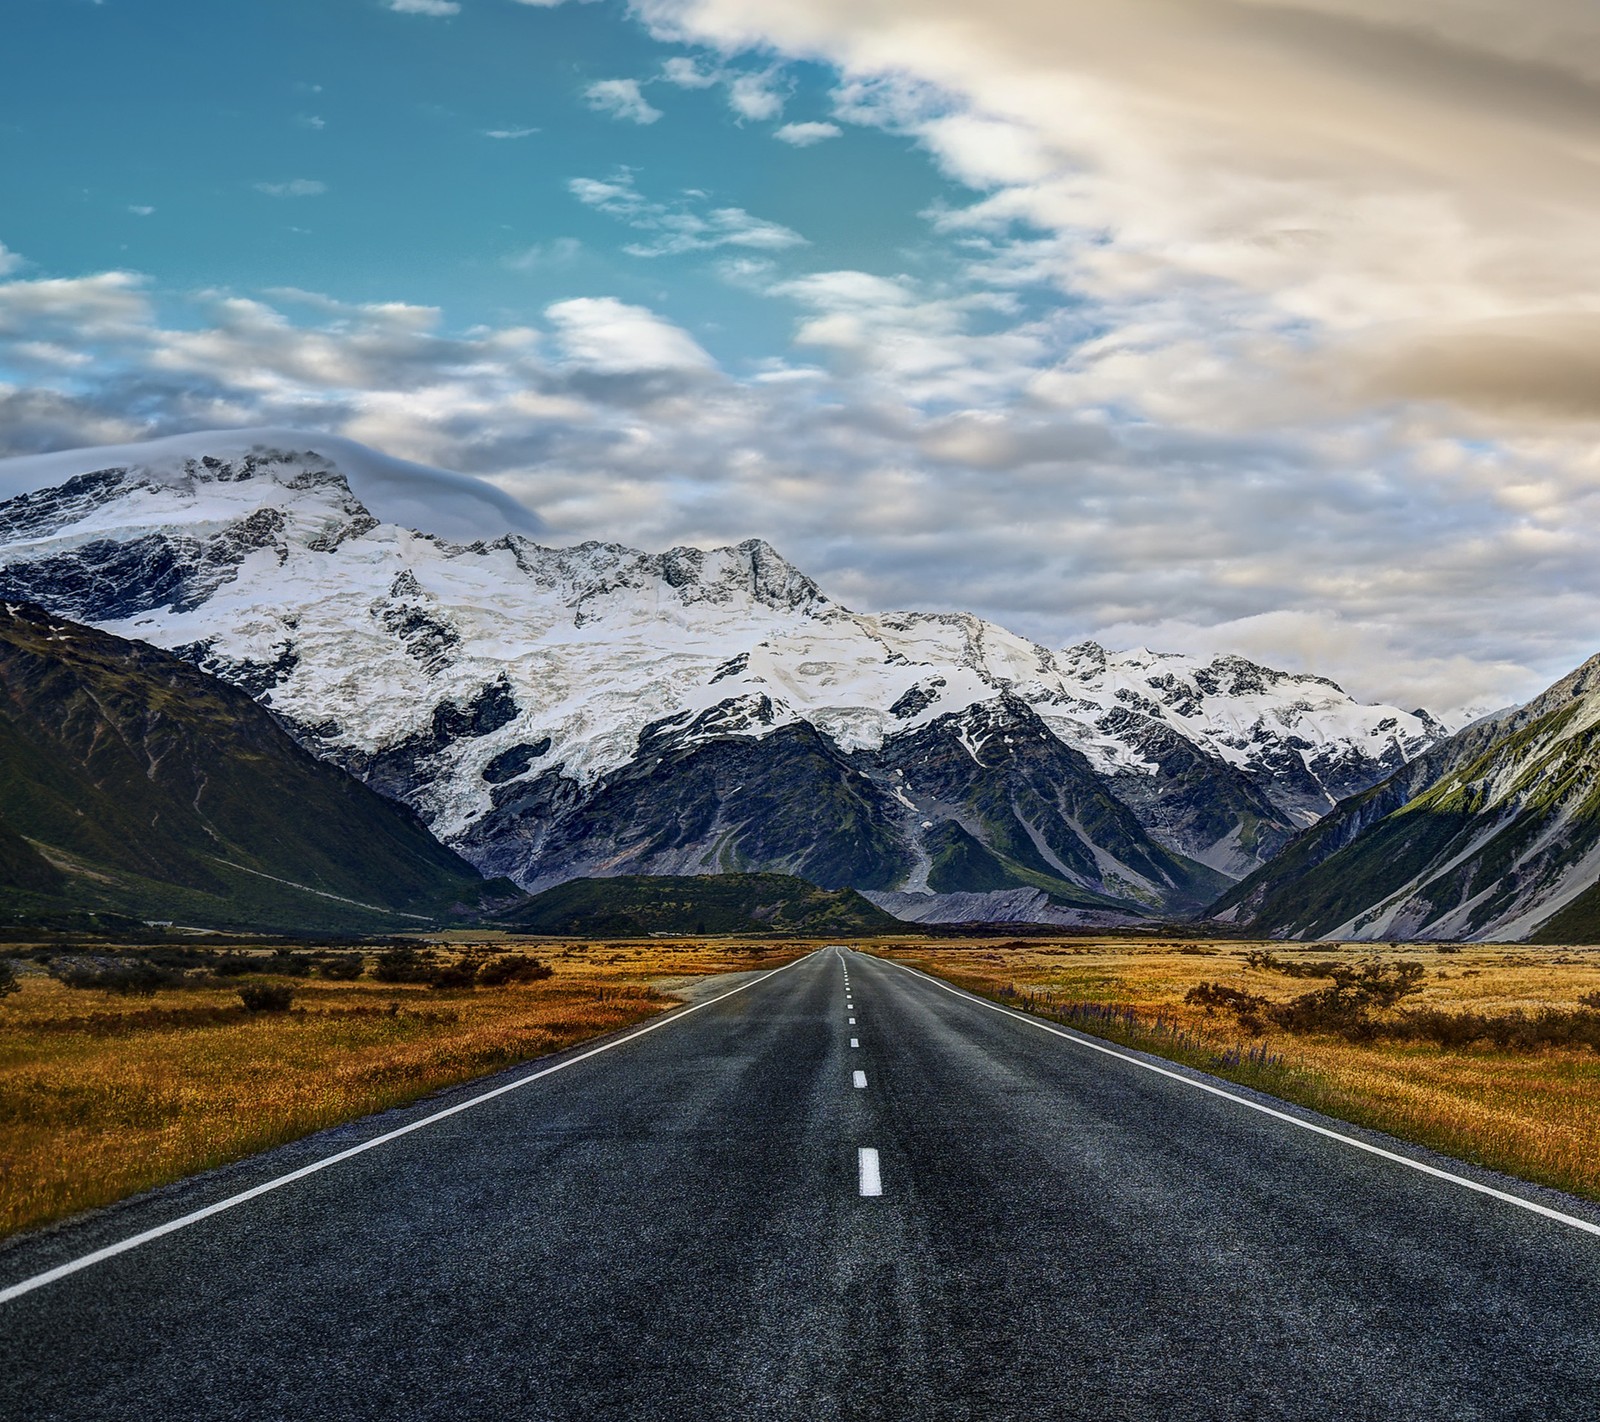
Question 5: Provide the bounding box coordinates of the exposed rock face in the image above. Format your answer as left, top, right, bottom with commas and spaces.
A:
0, 432, 1448, 922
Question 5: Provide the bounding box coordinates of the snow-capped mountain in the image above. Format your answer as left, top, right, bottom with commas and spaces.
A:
0, 433, 1447, 920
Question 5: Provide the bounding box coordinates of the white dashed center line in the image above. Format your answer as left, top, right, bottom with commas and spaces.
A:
853, 1070, 868, 1089
850, 1037, 859, 1048
848, 1017, 855, 1024
858, 1148, 883, 1197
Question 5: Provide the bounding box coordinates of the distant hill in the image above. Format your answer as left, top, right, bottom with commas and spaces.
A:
494, 873, 905, 937
1209, 652, 1600, 942
0, 601, 503, 932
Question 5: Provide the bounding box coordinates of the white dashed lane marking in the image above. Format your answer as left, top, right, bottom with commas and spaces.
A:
850, 1038, 859, 1048
858, 1148, 883, 1197
853, 1070, 868, 1089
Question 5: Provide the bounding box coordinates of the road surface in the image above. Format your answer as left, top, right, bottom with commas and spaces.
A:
3, 946, 1599, 1420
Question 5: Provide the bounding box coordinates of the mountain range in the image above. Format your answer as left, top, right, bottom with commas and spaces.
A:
0, 432, 1464, 927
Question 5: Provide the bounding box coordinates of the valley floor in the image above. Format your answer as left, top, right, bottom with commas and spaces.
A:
5, 933, 1600, 1243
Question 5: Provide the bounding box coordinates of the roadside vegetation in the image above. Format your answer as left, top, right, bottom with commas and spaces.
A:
0, 937, 801, 1238
872, 939, 1600, 1203
12, 930, 1599, 1241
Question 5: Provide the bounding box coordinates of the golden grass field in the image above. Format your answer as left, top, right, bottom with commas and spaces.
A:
872, 938, 1600, 1203
7, 933, 1600, 1241
0, 938, 804, 1239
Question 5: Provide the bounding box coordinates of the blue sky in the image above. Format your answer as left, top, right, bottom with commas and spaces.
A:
1, 0, 952, 367
4, 0, 1600, 716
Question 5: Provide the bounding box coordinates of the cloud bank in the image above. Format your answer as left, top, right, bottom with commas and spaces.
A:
11, 0, 1600, 717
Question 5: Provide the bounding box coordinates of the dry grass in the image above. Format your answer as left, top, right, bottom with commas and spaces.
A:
0, 938, 803, 1238
872, 939, 1600, 1202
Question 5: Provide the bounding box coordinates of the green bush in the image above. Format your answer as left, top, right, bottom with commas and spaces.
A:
317, 954, 366, 981
1185, 981, 1270, 1034
238, 983, 294, 1013
429, 959, 480, 991
1390, 1006, 1600, 1052
209, 954, 262, 977
476, 955, 554, 987
262, 951, 314, 978
49, 957, 173, 996
372, 946, 436, 984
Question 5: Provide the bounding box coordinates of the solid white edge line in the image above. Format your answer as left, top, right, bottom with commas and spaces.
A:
0, 948, 824, 1307
870, 954, 1600, 1241
858, 1147, 883, 1197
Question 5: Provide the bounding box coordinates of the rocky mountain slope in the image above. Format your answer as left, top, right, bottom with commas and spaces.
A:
1210, 655, 1600, 941
0, 432, 1446, 922
0, 600, 499, 932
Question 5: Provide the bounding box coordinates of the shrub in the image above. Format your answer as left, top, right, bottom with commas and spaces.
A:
372, 946, 436, 984
1185, 982, 1270, 1034
1192, 959, 1426, 1041
48, 958, 173, 996
318, 955, 366, 981
429, 959, 480, 991
238, 983, 294, 1013
477, 955, 554, 987
209, 954, 262, 977
1391, 1006, 1600, 1053
262, 951, 313, 978
0, 958, 19, 1002
1243, 950, 1339, 979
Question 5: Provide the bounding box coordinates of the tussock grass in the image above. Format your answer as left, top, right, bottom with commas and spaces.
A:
0, 939, 803, 1238
876, 939, 1600, 1202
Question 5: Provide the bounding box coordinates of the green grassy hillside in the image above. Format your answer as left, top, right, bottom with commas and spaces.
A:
0, 601, 501, 932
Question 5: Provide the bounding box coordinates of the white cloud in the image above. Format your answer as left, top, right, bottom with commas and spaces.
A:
385, 0, 460, 15
545, 296, 715, 373
127, 205, 155, 216
569, 171, 806, 256
774, 121, 841, 146
7, 222, 1600, 719
657, 55, 792, 122
0, 245, 23, 278
254, 179, 327, 198
297, 114, 327, 130
0, 271, 153, 341
726, 71, 785, 121
483, 126, 539, 139
583, 79, 663, 125
660, 56, 718, 88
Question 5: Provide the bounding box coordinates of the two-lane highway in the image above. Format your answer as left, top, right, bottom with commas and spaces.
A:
3, 947, 1599, 1420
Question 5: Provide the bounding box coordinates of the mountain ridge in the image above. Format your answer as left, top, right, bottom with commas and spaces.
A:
0, 432, 1449, 922
1210, 653, 1600, 941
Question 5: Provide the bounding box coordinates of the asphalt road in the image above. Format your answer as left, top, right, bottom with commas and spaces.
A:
4, 946, 1600, 1421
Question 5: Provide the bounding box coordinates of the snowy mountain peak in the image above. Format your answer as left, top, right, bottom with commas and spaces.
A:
0, 428, 544, 542
0, 433, 1451, 903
